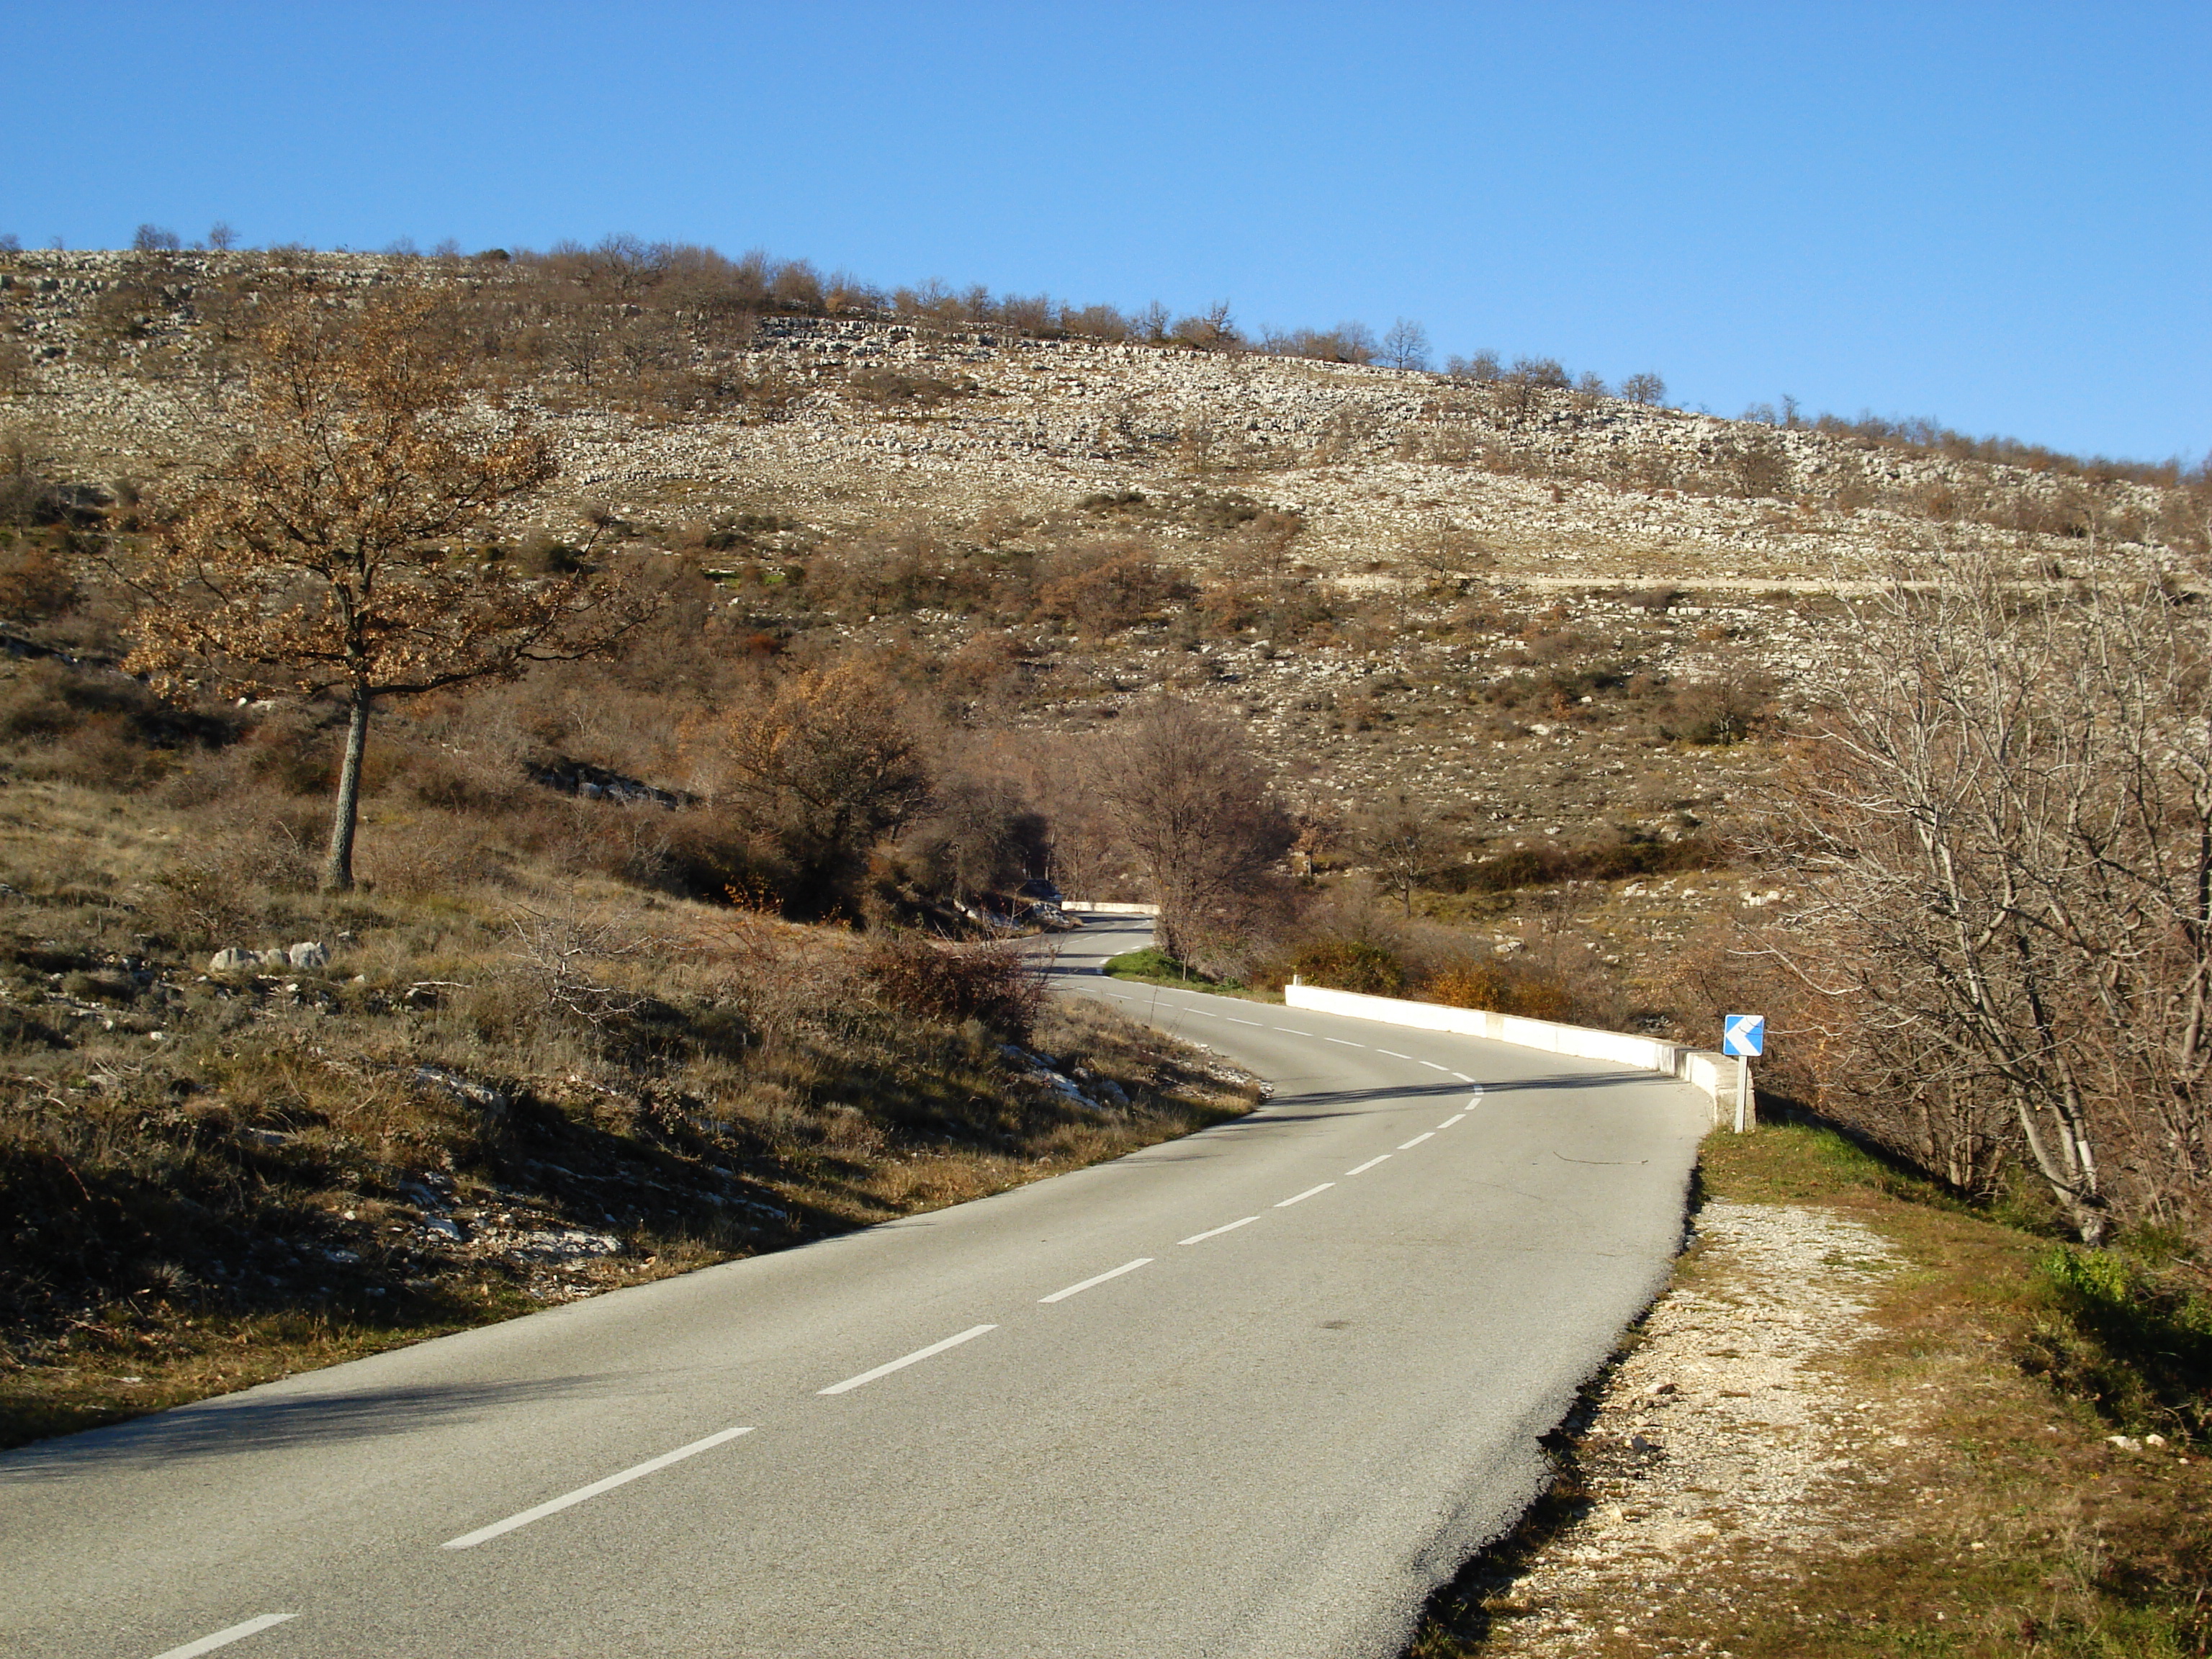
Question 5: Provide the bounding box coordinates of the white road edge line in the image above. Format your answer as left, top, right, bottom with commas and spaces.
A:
1040, 1258, 1153, 1303
818, 1324, 998, 1396
442, 1426, 755, 1549
1398, 1132, 1435, 1150
150, 1615, 297, 1659
1439, 1113, 1467, 1128
1179, 1215, 1259, 1245
1346, 1155, 1391, 1176
1275, 1182, 1335, 1208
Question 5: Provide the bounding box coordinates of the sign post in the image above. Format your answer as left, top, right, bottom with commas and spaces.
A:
1722, 1015, 1765, 1132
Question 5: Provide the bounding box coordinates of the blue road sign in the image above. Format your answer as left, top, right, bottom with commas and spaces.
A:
1723, 1015, 1766, 1058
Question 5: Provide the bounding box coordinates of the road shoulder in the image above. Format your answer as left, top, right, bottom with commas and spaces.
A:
1412, 1125, 2212, 1658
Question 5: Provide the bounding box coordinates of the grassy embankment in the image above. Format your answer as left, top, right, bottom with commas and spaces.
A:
1414, 1123, 2212, 1658
0, 775, 1259, 1452
1104, 947, 1254, 994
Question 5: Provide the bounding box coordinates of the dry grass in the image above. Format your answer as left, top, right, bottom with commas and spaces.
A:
1411, 1125, 2212, 1658
0, 773, 1258, 1450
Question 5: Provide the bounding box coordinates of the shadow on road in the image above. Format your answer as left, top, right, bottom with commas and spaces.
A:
0, 1374, 606, 1478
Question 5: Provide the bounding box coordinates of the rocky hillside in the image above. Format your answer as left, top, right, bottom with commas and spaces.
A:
4, 246, 2206, 855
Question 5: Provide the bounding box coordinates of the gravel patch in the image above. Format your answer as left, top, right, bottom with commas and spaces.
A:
1465, 1200, 1907, 1655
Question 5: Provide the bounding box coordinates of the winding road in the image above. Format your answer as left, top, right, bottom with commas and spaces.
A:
1, 916, 1707, 1659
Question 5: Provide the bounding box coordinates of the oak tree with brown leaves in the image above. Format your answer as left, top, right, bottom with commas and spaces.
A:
719, 658, 932, 917
129, 289, 654, 889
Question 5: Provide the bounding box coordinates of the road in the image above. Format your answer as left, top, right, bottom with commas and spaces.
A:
1, 916, 1708, 1659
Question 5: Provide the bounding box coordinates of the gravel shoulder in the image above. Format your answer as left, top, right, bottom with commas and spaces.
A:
1413, 1126, 2212, 1659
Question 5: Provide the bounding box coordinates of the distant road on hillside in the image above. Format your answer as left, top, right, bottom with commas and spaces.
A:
2, 917, 1706, 1659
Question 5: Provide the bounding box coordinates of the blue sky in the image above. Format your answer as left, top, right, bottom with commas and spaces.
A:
6, 1, 2206, 463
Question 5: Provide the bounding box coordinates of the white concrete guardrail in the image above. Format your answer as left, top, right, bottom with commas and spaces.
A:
1061, 901, 1161, 916
1282, 981, 1746, 1128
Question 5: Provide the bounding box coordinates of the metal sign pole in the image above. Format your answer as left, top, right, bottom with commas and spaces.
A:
1722, 1014, 1763, 1133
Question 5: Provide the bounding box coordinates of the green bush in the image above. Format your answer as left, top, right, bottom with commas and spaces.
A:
2025, 1244, 2212, 1441
1269, 938, 1405, 996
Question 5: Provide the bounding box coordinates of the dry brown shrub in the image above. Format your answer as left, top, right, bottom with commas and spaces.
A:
31, 714, 169, 791
858, 931, 1045, 1040
0, 545, 78, 621
1032, 543, 1192, 635
144, 829, 318, 949
1424, 961, 1579, 1022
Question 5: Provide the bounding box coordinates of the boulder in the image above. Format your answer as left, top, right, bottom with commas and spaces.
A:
207, 947, 255, 973
413, 1064, 512, 1120
287, 941, 330, 969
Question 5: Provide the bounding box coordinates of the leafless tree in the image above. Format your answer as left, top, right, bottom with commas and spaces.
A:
1359, 791, 1447, 916
1752, 554, 2212, 1243
1170, 302, 1239, 351
1379, 318, 1431, 372
1097, 696, 1292, 963
1620, 372, 1666, 406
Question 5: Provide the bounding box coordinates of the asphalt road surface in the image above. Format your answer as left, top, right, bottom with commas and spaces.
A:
2, 916, 1708, 1659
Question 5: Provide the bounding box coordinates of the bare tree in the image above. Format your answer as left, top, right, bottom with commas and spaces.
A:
1170, 302, 1239, 351
1379, 318, 1431, 372
1359, 790, 1447, 916
1620, 372, 1666, 406
1097, 696, 1292, 963
1753, 555, 2212, 1243
127, 289, 654, 889
206, 221, 238, 252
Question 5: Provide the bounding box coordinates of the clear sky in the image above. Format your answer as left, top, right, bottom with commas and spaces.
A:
6, 1, 2206, 464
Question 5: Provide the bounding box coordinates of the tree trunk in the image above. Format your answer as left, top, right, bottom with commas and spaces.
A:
323, 681, 373, 891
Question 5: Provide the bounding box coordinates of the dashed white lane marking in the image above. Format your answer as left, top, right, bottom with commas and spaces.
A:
1040, 1258, 1152, 1303
1182, 1009, 1218, 1017
1225, 1017, 1264, 1026
1397, 1132, 1435, 1150
1451, 1071, 1473, 1082
1179, 1215, 1259, 1245
818, 1324, 998, 1397
1420, 1061, 1450, 1071
1272, 1027, 1311, 1035
1376, 1048, 1412, 1059
150, 1616, 297, 1659
441, 1426, 755, 1549
1275, 1182, 1335, 1208
1322, 1037, 1365, 1048
1345, 1155, 1391, 1176
1439, 1113, 1467, 1128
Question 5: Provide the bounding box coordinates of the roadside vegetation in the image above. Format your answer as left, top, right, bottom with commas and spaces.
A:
1413, 1123, 2212, 1658
0, 772, 1259, 1449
